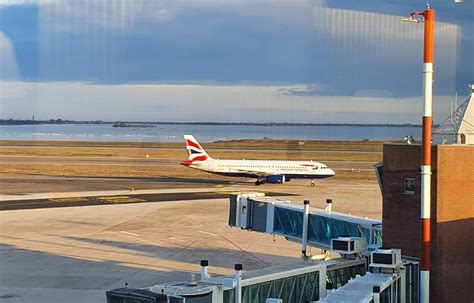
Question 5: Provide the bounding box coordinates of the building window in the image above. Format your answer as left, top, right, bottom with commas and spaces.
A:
403, 178, 416, 195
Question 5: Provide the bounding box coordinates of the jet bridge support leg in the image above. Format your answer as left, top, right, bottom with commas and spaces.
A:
301, 200, 310, 260
234, 264, 243, 303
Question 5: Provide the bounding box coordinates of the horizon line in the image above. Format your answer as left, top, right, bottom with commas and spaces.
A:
0, 118, 425, 127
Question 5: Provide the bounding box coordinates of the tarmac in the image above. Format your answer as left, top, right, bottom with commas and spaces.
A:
0, 172, 381, 303
0, 155, 376, 170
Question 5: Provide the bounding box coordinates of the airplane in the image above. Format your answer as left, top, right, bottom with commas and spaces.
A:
180, 135, 335, 186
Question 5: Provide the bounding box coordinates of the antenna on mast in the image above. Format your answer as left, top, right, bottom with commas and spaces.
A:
455, 91, 458, 109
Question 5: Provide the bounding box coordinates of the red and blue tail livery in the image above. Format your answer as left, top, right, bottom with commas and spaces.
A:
180, 135, 335, 186
181, 135, 212, 165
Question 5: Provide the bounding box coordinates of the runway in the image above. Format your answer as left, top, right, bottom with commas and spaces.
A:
0, 153, 376, 196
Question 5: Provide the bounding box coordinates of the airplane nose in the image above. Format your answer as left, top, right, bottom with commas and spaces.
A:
329, 169, 336, 176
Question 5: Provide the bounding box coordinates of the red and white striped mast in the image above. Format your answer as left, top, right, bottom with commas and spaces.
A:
405, 4, 435, 303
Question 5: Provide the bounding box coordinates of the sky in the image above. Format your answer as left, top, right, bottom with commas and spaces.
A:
0, 0, 472, 123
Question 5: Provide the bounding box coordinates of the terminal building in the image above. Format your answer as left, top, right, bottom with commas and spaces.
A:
108, 259, 366, 303
432, 85, 474, 145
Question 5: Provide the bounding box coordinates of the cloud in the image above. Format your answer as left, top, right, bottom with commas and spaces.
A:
0, 32, 20, 79
1, 0, 470, 104
279, 84, 328, 96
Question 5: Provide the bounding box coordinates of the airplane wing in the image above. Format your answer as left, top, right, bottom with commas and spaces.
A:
232, 168, 276, 177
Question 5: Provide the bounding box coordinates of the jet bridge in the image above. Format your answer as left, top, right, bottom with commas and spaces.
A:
228, 193, 382, 253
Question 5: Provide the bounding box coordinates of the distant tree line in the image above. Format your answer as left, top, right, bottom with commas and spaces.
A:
0, 119, 426, 127
0, 119, 107, 125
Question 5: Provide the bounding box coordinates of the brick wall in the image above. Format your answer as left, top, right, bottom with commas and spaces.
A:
382, 144, 437, 258
382, 143, 473, 303
432, 145, 474, 303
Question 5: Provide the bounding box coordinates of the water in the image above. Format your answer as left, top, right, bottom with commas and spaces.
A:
0, 124, 421, 142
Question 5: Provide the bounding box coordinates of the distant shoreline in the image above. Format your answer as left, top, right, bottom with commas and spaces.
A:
0, 119, 425, 127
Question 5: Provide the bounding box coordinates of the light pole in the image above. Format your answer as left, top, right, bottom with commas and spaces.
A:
403, 5, 435, 303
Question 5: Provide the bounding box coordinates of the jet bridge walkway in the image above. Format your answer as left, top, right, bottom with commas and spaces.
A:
228, 193, 382, 252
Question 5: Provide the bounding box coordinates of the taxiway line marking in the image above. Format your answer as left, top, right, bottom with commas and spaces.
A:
120, 231, 141, 237
49, 197, 90, 203
98, 196, 146, 203
198, 230, 218, 236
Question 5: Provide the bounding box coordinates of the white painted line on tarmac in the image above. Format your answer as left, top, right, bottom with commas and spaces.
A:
120, 231, 141, 237
198, 230, 218, 236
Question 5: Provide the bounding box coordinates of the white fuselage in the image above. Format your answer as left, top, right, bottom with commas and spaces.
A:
187, 159, 335, 179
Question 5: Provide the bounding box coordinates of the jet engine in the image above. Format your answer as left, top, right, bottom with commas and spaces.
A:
265, 175, 286, 184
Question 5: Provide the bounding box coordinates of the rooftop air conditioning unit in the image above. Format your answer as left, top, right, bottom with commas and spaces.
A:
370, 248, 402, 269
331, 237, 367, 254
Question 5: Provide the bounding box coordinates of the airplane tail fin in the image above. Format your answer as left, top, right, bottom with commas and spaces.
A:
182, 135, 213, 165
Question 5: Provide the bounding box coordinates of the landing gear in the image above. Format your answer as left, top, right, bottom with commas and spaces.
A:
255, 178, 265, 186
311, 179, 315, 187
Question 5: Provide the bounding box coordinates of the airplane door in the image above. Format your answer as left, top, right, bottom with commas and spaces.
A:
239, 198, 249, 228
